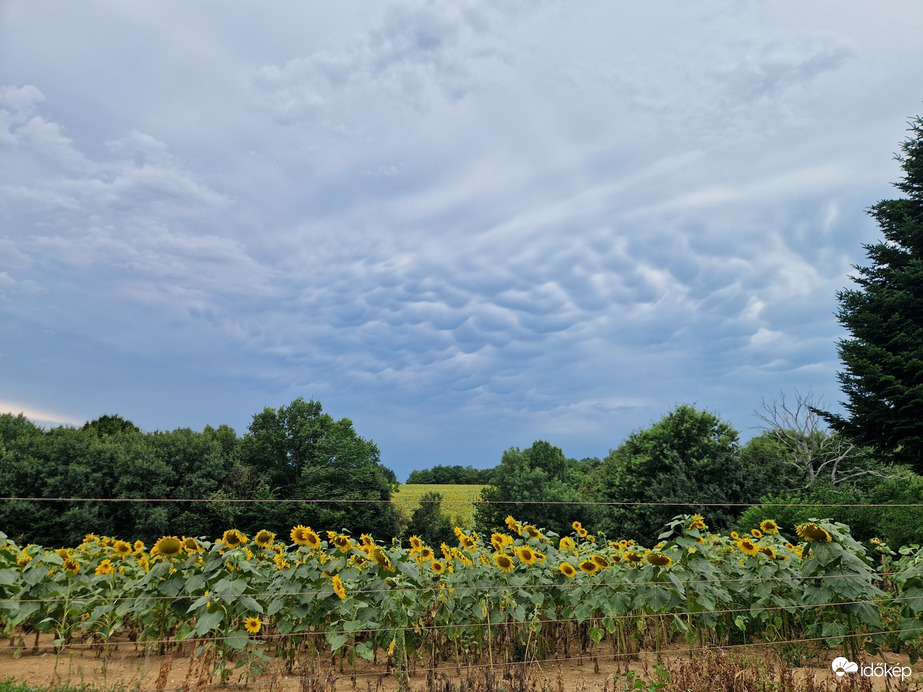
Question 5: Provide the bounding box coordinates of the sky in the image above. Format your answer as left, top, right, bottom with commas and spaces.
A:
1, 1, 922, 480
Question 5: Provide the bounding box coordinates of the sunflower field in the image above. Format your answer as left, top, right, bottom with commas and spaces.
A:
2, 514, 923, 685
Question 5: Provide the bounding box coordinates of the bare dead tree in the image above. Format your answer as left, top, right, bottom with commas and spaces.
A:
754, 390, 888, 488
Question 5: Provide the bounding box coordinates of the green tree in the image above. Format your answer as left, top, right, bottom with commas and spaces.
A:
475, 440, 593, 536
405, 491, 455, 547
821, 117, 923, 471
590, 404, 756, 543
241, 398, 399, 537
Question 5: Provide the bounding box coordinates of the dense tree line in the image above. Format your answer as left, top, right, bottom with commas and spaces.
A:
405, 464, 496, 485
0, 398, 399, 546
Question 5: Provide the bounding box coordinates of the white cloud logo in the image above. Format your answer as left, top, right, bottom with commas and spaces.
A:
831, 657, 858, 677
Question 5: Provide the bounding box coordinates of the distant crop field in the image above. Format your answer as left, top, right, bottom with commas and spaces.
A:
392, 483, 486, 528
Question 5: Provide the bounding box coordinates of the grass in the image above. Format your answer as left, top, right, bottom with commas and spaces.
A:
392, 483, 486, 528
0, 682, 123, 692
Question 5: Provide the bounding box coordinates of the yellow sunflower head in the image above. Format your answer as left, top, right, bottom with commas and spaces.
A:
646, 552, 673, 568
796, 523, 832, 543
494, 553, 515, 573
688, 514, 707, 531
430, 560, 445, 574
730, 531, 740, 540
291, 525, 321, 548
559, 536, 576, 551
578, 559, 598, 574
759, 546, 776, 559
523, 525, 542, 539
760, 519, 779, 535
516, 546, 537, 565
254, 530, 275, 548
95, 559, 114, 576
409, 535, 423, 552
153, 536, 183, 558
591, 554, 609, 569
244, 617, 262, 634
559, 562, 577, 578
182, 537, 203, 553
220, 529, 247, 549
331, 574, 347, 600
737, 538, 759, 556
63, 558, 80, 574
750, 529, 762, 539
332, 535, 353, 552
113, 540, 132, 556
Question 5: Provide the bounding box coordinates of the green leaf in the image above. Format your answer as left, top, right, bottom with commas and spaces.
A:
326, 632, 349, 652
194, 609, 225, 635
356, 641, 374, 661
225, 630, 250, 650
589, 627, 604, 644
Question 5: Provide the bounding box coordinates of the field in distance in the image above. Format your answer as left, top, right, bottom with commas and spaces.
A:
392, 483, 486, 529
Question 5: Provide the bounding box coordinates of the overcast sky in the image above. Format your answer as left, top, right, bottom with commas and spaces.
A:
2, 1, 922, 480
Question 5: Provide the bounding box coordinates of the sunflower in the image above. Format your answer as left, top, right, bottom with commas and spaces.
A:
183, 537, 203, 553
291, 525, 321, 548
332, 535, 353, 552
796, 523, 832, 542
494, 553, 515, 573
523, 525, 542, 540
254, 530, 275, 548
591, 554, 610, 569
759, 546, 777, 559
491, 533, 511, 551
516, 546, 537, 565
83, 533, 100, 544
624, 551, 645, 565
371, 547, 394, 571
113, 540, 132, 556
274, 554, 291, 570
430, 560, 446, 574
95, 559, 114, 576
750, 529, 763, 539
331, 574, 347, 600
688, 514, 707, 531
459, 534, 477, 551
63, 558, 80, 574
221, 529, 248, 549
576, 526, 589, 538
647, 552, 673, 568
559, 536, 576, 551
730, 531, 740, 541
153, 536, 183, 558
578, 559, 599, 574
559, 562, 577, 578
760, 519, 779, 535
244, 617, 262, 634
572, 520, 583, 532
737, 538, 759, 556
418, 547, 434, 561
409, 535, 423, 552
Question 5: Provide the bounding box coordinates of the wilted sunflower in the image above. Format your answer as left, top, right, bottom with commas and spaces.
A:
291, 525, 321, 548
647, 552, 672, 568
796, 523, 832, 542
254, 530, 275, 548
63, 558, 80, 574
494, 553, 515, 573
331, 574, 347, 600
737, 538, 759, 556
221, 529, 248, 549
624, 551, 645, 565
113, 540, 132, 556
559, 562, 577, 578
153, 536, 183, 558
578, 559, 598, 574
516, 546, 537, 565
371, 547, 394, 571
760, 519, 779, 535
244, 617, 262, 634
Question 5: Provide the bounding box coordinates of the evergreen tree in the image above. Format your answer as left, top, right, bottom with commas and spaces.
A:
822, 117, 923, 471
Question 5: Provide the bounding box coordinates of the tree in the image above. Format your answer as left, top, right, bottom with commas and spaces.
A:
821, 117, 923, 471
241, 398, 399, 537
474, 440, 593, 537
590, 405, 757, 543
756, 391, 887, 488
405, 491, 455, 547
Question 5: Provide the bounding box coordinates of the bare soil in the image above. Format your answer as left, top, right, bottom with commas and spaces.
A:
3, 633, 922, 691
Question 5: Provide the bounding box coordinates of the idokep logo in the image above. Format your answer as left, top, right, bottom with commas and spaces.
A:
831, 656, 912, 680
831, 657, 858, 677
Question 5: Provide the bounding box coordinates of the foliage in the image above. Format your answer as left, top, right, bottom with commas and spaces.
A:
405, 464, 495, 485
740, 467, 923, 547
590, 405, 763, 543
822, 116, 923, 472
404, 491, 456, 547
474, 440, 594, 536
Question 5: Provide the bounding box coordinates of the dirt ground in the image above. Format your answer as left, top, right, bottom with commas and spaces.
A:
3, 633, 923, 691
